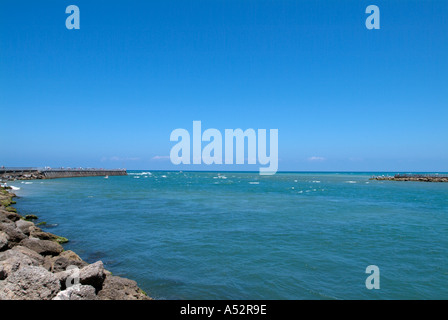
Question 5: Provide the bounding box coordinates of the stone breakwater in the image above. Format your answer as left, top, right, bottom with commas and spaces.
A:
0, 168, 127, 182
0, 186, 150, 300
371, 174, 448, 182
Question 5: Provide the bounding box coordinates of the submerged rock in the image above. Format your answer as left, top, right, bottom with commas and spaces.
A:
28, 227, 69, 244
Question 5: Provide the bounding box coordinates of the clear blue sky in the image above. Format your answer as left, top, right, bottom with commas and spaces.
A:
1, 0, 447, 171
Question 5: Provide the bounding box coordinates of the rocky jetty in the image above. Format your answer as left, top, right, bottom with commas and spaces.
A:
0, 186, 150, 300
371, 174, 448, 182
0, 171, 45, 181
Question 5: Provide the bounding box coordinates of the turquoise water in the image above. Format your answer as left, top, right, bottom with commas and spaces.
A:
10, 171, 448, 299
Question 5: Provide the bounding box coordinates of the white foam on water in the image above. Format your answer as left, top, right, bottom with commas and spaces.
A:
312, 181, 321, 183
129, 172, 152, 176
24, 182, 33, 184
345, 181, 357, 184
294, 180, 298, 182
249, 182, 260, 185
161, 175, 167, 178
10, 186, 20, 191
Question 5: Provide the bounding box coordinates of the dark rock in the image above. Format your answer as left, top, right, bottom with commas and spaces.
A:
98, 275, 150, 300
24, 215, 38, 221
28, 227, 69, 244
5, 207, 17, 213
0, 209, 21, 222
54, 267, 78, 290
19, 238, 64, 256
44, 250, 88, 273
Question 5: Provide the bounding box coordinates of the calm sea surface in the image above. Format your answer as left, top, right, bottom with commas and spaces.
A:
10, 171, 448, 299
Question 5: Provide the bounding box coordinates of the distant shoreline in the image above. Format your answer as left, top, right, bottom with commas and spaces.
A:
371, 174, 448, 182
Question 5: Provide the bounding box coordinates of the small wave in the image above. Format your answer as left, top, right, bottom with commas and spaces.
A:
312, 181, 321, 183
345, 181, 357, 184
24, 182, 33, 184
10, 186, 21, 191
134, 176, 140, 179
129, 172, 152, 176
161, 175, 167, 178
249, 182, 260, 185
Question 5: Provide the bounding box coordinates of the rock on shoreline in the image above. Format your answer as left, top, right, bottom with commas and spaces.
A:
0, 186, 150, 300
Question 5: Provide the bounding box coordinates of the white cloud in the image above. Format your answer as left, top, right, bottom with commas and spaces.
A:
101, 156, 141, 162
151, 155, 171, 161
308, 156, 326, 162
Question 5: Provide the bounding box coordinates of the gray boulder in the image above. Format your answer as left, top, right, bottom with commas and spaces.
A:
19, 238, 63, 256
0, 266, 60, 300
15, 220, 34, 235
98, 275, 150, 300
79, 261, 106, 291
10, 246, 45, 265
0, 249, 40, 280
0, 209, 21, 223
53, 284, 97, 300
0, 232, 9, 251
0, 222, 26, 246
44, 250, 88, 273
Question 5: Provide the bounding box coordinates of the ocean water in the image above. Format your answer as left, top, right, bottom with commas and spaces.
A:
10, 171, 448, 299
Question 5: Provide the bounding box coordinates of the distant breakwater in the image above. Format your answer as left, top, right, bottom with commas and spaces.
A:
0, 186, 150, 300
0, 168, 127, 182
371, 174, 448, 182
